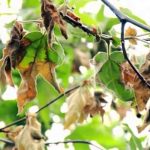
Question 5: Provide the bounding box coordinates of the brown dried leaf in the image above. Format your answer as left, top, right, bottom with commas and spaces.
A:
0, 21, 27, 89
84, 91, 106, 121
121, 57, 150, 111
125, 26, 137, 45
6, 126, 24, 142
41, 0, 68, 45
64, 86, 89, 128
64, 84, 106, 128
17, 62, 60, 113
15, 113, 45, 150
66, 11, 80, 22
138, 109, 150, 132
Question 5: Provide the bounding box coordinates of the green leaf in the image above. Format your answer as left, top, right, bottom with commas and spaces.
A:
124, 124, 143, 150
94, 52, 107, 64
120, 7, 147, 25
110, 51, 125, 63
19, 32, 64, 68
37, 76, 64, 128
22, 0, 40, 8
96, 5, 105, 21
98, 52, 134, 101
96, 6, 119, 32
0, 100, 18, 123
112, 36, 121, 47
67, 117, 126, 149
110, 29, 121, 47
52, 42, 65, 65
24, 32, 44, 42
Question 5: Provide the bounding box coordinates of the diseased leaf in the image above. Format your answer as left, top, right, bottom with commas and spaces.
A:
41, 0, 68, 45
125, 27, 137, 45
0, 21, 27, 96
64, 82, 106, 129
16, 32, 63, 113
98, 52, 134, 101
121, 55, 150, 111
15, 113, 45, 150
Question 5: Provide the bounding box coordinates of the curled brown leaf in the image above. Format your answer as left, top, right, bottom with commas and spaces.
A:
41, 0, 68, 45
17, 62, 60, 113
64, 83, 106, 129
14, 113, 45, 150
121, 55, 150, 111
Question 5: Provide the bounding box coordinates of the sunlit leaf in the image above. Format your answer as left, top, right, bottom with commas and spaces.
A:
124, 124, 143, 150
98, 52, 134, 101
67, 117, 126, 149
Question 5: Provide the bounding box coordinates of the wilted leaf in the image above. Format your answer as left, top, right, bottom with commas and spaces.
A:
15, 113, 45, 150
6, 126, 24, 142
41, 0, 68, 45
121, 55, 150, 111
0, 21, 28, 96
125, 27, 137, 45
0, 21, 23, 83
64, 83, 106, 129
16, 32, 63, 113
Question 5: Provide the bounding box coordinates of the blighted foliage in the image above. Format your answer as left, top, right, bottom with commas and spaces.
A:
41, 0, 68, 45
64, 82, 106, 129
1, 0, 150, 149
121, 53, 150, 111
125, 26, 137, 45
6, 113, 45, 150
0, 22, 27, 89
0, 21, 63, 113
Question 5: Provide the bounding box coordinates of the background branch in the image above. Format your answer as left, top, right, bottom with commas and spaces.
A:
101, 0, 150, 88
45, 140, 103, 150
0, 138, 14, 145
0, 85, 80, 132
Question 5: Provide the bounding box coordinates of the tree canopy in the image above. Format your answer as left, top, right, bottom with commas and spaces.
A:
0, 0, 150, 150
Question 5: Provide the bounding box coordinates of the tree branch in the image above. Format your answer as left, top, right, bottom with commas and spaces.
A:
60, 12, 112, 41
0, 138, 14, 145
0, 117, 26, 133
45, 140, 103, 150
36, 85, 80, 113
0, 138, 103, 150
101, 0, 150, 88
0, 85, 80, 132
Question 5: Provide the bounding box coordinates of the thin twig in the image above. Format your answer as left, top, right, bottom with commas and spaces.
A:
125, 36, 150, 45
45, 140, 103, 150
0, 139, 103, 150
121, 22, 150, 88
101, 0, 150, 88
36, 85, 80, 113
60, 12, 112, 41
134, 37, 150, 45
0, 86, 80, 132
0, 138, 14, 145
0, 117, 26, 133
